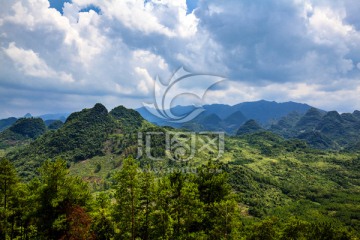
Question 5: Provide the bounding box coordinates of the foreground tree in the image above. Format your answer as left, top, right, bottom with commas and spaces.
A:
0, 158, 18, 239
138, 165, 156, 240
168, 172, 205, 239
196, 161, 242, 239
92, 192, 115, 240
35, 159, 92, 239
113, 157, 141, 240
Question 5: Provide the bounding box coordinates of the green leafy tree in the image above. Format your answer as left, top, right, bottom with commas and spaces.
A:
168, 172, 204, 239
113, 156, 141, 240
279, 217, 310, 240
151, 177, 174, 240
307, 222, 354, 240
0, 158, 18, 239
208, 199, 242, 240
138, 166, 156, 240
92, 192, 115, 240
195, 161, 242, 239
35, 159, 91, 239
196, 162, 231, 204
247, 217, 279, 240
7, 182, 33, 239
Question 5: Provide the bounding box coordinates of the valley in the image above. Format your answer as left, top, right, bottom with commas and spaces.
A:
1, 102, 360, 239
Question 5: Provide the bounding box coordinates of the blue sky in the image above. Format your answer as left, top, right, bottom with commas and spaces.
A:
1, 0, 360, 118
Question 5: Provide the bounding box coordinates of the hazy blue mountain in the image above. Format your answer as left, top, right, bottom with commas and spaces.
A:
181, 112, 222, 131
137, 100, 313, 134
232, 100, 311, 125
39, 113, 69, 121
270, 108, 360, 149
223, 111, 247, 126
297, 131, 336, 149
202, 104, 236, 119
222, 111, 248, 134
295, 108, 325, 132
269, 111, 302, 138
0, 117, 17, 132
136, 107, 180, 127
353, 110, 360, 119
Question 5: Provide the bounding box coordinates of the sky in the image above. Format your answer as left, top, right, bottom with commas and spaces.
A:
1, 0, 360, 118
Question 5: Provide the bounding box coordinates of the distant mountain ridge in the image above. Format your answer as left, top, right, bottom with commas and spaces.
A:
137, 100, 313, 134
0, 117, 46, 149
3, 101, 360, 182
270, 107, 360, 149
3, 100, 360, 151
0, 117, 17, 132
0, 113, 69, 133
237, 119, 263, 135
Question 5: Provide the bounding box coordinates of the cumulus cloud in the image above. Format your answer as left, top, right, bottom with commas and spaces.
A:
0, 0, 360, 118
3, 42, 74, 83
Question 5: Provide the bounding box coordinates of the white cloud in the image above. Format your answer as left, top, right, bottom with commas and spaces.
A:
3, 42, 74, 83
1, 0, 360, 118
135, 67, 153, 95
205, 80, 360, 113
82, 0, 176, 36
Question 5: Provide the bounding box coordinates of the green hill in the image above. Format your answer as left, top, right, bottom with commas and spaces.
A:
270, 108, 360, 149
222, 110, 248, 134
3, 103, 360, 238
0, 118, 46, 149
295, 107, 324, 132
269, 111, 302, 138
5, 104, 152, 179
110, 105, 144, 131
9, 117, 46, 138
237, 119, 263, 135
45, 120, 64, 130
0, 117, 17, 132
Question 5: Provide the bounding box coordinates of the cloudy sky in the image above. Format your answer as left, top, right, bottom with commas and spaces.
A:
1, 0, 360, 118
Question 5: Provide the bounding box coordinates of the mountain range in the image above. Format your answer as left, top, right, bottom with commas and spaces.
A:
2, 100, 360, 152
2, 102, 360, 235
137, 100, 312, 134
0, 113, 69, 133
269, 108, 360, 150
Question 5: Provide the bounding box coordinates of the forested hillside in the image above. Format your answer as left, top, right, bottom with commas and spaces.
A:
1, 104, 360, 239
270, 108, 360, 149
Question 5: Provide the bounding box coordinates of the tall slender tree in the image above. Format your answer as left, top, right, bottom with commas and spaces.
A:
138, 165, 156, 240
168, 172, 204, 239
113, 156, 141, 240
0, 158, 18, 240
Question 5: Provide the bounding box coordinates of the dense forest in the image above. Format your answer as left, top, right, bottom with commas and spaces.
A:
1, 103, 360, 239
1, 158, 357, 240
